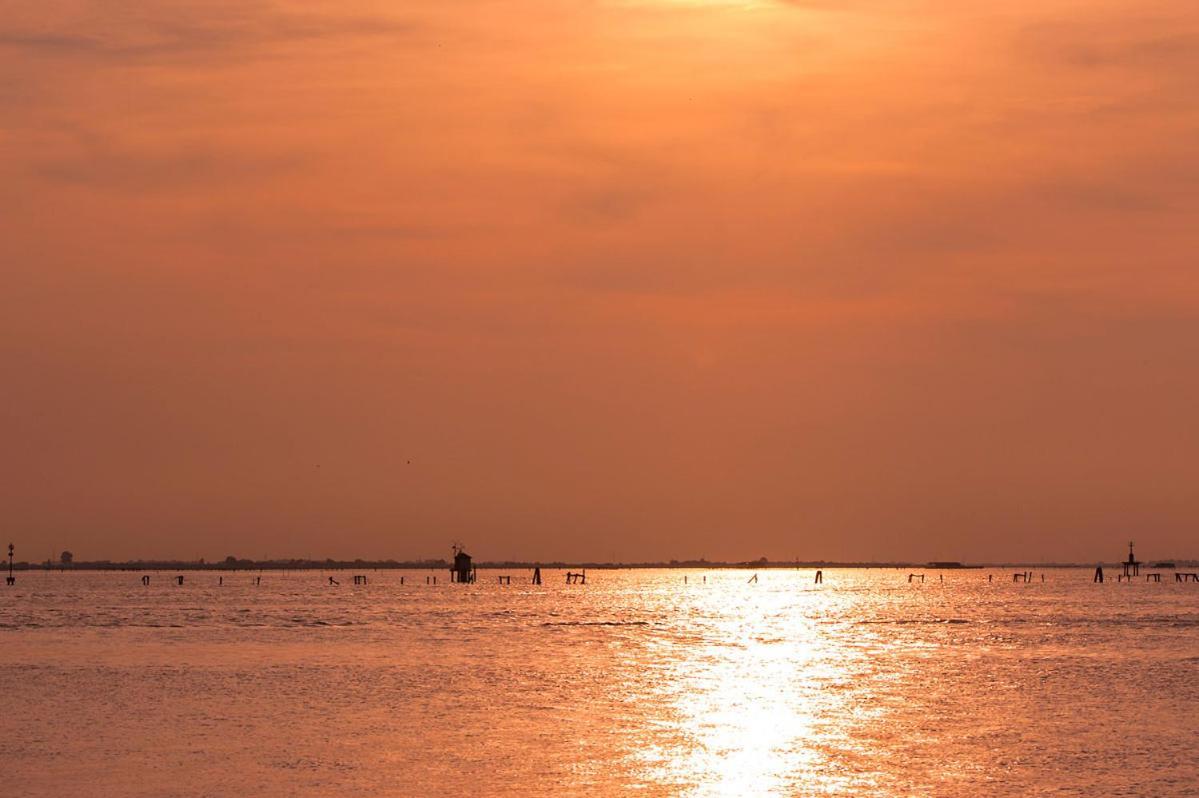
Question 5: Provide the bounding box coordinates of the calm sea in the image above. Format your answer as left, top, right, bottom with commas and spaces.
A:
1, 568, 1197, 796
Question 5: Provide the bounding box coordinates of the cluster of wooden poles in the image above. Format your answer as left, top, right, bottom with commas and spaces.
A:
8, 568, 1199, 588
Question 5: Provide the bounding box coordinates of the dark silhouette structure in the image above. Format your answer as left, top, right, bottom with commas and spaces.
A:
532, 566, 542, 585
451, 546, 475, 583
6, 543, 13, 586
1123, 541, 1141, 577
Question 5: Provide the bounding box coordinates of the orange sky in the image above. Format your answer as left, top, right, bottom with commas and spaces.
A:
2, 0, 1197, 562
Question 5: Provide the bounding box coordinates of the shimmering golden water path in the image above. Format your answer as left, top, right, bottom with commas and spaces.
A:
2, 569, 1197, 796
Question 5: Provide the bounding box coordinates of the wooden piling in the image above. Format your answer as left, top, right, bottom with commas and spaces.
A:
815, 570, 823, 584
1094, 566, 1104, 583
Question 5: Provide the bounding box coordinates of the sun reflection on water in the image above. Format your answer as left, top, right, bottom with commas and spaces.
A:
630, 573, 881, 794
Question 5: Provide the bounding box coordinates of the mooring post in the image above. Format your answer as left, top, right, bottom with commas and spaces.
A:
815, 570, 823, 584
988, 574, 993, 582
219, 576, 223, 586
400, 576, 405, 585
141, 574, 150, 586
532, 566, 542, 585
6, 543, 14, 586
175, 575, 184, 586
748, 573, 758, 584
1095, 566, 1104, 583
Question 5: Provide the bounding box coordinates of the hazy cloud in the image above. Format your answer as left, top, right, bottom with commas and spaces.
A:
0, 3, 420, 64
1018, 19, 1199, 72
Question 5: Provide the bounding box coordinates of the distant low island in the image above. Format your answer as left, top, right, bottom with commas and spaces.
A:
9, 555, 1198, 571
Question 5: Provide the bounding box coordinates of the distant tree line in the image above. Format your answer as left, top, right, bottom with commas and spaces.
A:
9, 555, 1199, 571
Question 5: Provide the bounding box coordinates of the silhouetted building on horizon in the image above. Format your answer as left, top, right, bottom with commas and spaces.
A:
451, 546, 475, 583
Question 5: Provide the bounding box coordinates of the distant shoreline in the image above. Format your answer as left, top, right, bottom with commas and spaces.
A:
9, 559, 1197, 571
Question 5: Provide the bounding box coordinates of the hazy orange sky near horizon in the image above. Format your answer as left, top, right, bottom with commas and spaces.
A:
2, 0, 1197, 562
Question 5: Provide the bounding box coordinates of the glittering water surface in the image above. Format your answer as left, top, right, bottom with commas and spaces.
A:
2, 569, 1197, 796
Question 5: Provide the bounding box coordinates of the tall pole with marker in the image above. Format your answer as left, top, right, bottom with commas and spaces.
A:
6, 543, 13, 585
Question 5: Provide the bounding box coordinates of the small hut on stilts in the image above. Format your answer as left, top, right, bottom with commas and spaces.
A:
450, 545, 476, 584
